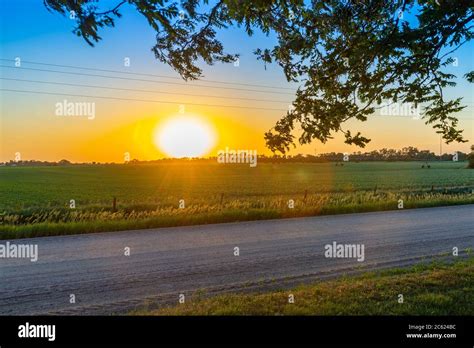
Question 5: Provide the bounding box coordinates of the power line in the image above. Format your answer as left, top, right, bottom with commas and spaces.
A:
0, 58, 297, 91
2, 60, 473, 108
4, 78, 474, 112
0, 77, 292, 104
0, 88, 290, 112
2, 88, 472, 119
0, 65, 296, 96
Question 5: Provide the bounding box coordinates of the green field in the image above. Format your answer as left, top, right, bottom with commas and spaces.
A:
132, 257, 474, 315
0, 161, 472, 239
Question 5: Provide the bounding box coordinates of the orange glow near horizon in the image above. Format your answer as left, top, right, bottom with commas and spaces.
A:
1, 100, 472, 163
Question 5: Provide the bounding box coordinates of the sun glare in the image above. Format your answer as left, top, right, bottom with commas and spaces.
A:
154, 116, 216, 158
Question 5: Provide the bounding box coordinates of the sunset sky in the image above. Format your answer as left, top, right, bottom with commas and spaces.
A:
0, 0, 473, 162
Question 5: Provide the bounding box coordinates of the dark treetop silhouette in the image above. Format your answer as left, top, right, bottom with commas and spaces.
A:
44, 0, 474, 153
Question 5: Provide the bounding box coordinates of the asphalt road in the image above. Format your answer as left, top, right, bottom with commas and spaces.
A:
0, 205, 472, 315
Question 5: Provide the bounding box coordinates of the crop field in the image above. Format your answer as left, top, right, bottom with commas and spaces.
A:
0, 161, 473, 239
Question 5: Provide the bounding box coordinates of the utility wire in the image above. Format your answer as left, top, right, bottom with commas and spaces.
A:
2, 88, 472, 119
0, 58, 297, 91
0, 77, 292, 104
0, 88, 290, 112
0, 65, 296, 96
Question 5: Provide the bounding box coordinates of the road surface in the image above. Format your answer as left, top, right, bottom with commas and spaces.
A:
0, 205, 472, 315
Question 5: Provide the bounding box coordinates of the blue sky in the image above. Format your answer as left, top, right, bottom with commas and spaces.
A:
0, 0, 472, 161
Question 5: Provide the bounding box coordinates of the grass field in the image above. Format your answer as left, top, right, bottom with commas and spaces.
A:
132, 257, 474, 315
0, 161, 472, 239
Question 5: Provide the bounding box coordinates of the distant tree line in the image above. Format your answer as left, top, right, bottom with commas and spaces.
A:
469, 145, 474, 169
275, 147, 470, 163
1, 147, 472, 166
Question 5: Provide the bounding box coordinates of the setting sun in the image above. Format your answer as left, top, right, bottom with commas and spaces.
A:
154, 116, 216, 158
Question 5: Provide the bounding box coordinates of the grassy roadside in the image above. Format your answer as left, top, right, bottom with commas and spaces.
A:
133, 258, 474, 315
1, 197, 473, 240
